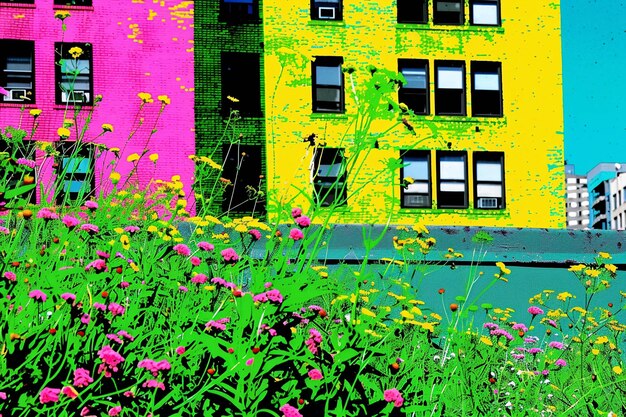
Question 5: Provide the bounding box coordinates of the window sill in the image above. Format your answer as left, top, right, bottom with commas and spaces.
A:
53, 104, 94, 110
310, 113, 349, 120
0, 102, 38, 108
400, 114, 506, 124
399, 207, 509, 215
396, 23, 504, 34
308, 20, 346, 27
0, 2, 35, 8
52, 4, 94, 11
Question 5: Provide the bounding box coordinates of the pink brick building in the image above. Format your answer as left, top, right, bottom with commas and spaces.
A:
0, 0, 194, 209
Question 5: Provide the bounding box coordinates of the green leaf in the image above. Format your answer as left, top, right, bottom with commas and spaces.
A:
334, 348, 359, 364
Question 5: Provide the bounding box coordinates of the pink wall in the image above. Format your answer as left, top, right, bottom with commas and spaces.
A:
0, 0, 194, 210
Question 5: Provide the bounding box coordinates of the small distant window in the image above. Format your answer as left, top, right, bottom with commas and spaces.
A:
398, 59, 429, 115
435, 61, 465, 116
0, 40, 35, 104
54, 0, 93, 6
220, 0, 258, 22
311, 147, 347, 206
471, 61, 502, 117
470, 0, 500, 26
401, 151, 431, 208
397, 0, 428, 24
433, 0, 464, 25
2, 0, 35, 4
312, 56, 344, 113
474, 152, 505, 209
55, 42, 93, 106
311, 0, 342, 21
221, 52, 262, 117
437, 151, 467, 208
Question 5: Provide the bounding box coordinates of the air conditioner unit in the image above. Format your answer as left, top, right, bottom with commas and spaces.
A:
318, 6, 336, 19
404, 194, 429, 207
477, 197, 499, 209
62, 90, 90, 103
3, 89, 28, 102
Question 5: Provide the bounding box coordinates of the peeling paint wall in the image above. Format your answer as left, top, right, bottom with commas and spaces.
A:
262, 0, 565, 227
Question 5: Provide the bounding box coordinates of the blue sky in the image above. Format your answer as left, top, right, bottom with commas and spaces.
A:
561, 1, 626, 175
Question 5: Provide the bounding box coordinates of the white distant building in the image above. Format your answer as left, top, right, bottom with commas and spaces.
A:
609, 172, 626, 230
565, 165, 589, 229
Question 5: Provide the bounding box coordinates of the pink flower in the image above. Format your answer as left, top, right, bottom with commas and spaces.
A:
511, 323, 528, 332
205, 318, 230, 332
248, 229, 262, 241
97, 346, 125, 377
107, 334, 123, 344
142, 380, 166, 390
80, 223, 100, 234
289, 228, 304, 241
291, 207, 302, 218
108, 406, 122, 416
176, 346, 186, 355
120, 281, 130, 289
308, 368, 323, 380
0, 391, 6, 400
548, 341, 565, 350
554, 358, 567, 367
85, 259, 108, 273
84, 200, 98, 210
108, 303, 125, 316
29, 290, 47, 302
295, 215, 311, 228
39, 387, 61, 404
190, 256, 201, 266
178, 285, 188, 292
80, 407, 91, 416
16, 158, 36, 168
61, 386, 78, 399
117, 330, 134, 341
0, 227, 9, 235
280, 404, 303, 417
266, 289, 283, 304
305, 328, 323, 355
246, 358, 254, 366
124, 225, 140, 234
3, 271, 16, 282
97, 250, 110, 259
94, 302, 107, 312
221, 248, 239, 264
138, 359, 171, 376
264, 282, 272, 288
191, 274, 208, 284
37, 208, 59, 220
383, 388, 404, 407
528, 306, 544, 316
81, 313, 91, 324
173, 244, 191, 256
60, 293, 76, 303
197, 241, 214, 251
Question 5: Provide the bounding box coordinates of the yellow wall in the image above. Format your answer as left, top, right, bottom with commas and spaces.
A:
263, 0, 565, 227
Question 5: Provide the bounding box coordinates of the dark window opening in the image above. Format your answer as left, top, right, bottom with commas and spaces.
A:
401, 150, 431, 208
311, 0, 342, 21
471, 61, 502, 117
55, 42, 93, 105
220, 0, 259, 22
474, 151, 505, 209
470, 0, 500, 26
312, 147, 347, 206
56, 143, 94, 204
397, 0, 428, 23
433, 0, 464, 25
435, 61, 465, 115
437, 151, 467, 208
221, 52, 262, 117
0, 40, 35, 104
398, 59, 429, 115
221, 144, 265, 214
312, 56, 344, 113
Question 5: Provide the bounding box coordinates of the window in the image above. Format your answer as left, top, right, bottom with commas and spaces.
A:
398, 59, 429, 115
433, 0, 464, 25
55, 43, 93, 105
0, 40, 35, 103
311, 0, 342, 21
397, 0, 427, 23
54, 0, 92, 5
220, 0, 258, 22
474, 152, 505, 209
401, 151, 431, 208
221, 52, 262, 116
221, 144, 265, 214
437, 151, 467, 208
312, 56, 344, 113
470, 0, 500, 26
311, 147, 347, 206
435, 61, 465, 115
471, 61, 502, 116
56, 143, 94, 204
1, 0, 35, 4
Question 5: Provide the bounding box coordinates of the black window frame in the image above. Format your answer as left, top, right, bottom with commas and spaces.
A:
53, 0, 93, 6
54, 42, 93, 106
55, 142, 95, 205
398, 59, 429, 115
397, 0, 428, 24
473, 151, 505, 210
311, 0, 342, 21
219, 0, 259, 22
401, 150, 431, 208
312, 56, 344, 113
435, 60, 466, 116
312, 147, 347, 207
471, 61, 503, 117
221, 52, 263, 117
221, 144, 265, 214
433, 0, 464, 25
436, 151, 468, 209
469, 0, 500, 26
1, 0, 35, 4
0, 39, 35, 104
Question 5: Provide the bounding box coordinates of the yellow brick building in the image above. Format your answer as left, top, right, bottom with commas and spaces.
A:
261, 0, 565, 227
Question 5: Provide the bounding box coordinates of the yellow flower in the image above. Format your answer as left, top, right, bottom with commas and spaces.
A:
127, 153, 140, 163
495, 261, 511, 275
157, 95, 171, 105
29, 109, 42, 117
403, 176, 414, 184
595, 336, 609, 344
57, 127, 71, 139
605, 264, 618, 274
109, 171, 121, 184
54, 10, 71, 20
102, 123, 114, 133
227, 95, 239, 103
120, 235, 130, 250
94, 94, 103, 102
585, 269, 601, 278
410, 306, 422, 316
129, 262, 139, 273
613, 366, 623, 375
591, 348, 600, 355
556, 292, 574, 302
149, 153, 159, 163
480, 336, 493, 346
599, 252, 612, 259
109, 147, 120, 154
138, 92, 153, 103
570, 306, 587, 315
361, 308, 376, 318
68, 47, 83, 59
417, 321, 436, 332
568, 264, 586, 272
400, 310, 414, 320
147, 225, 158, 233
